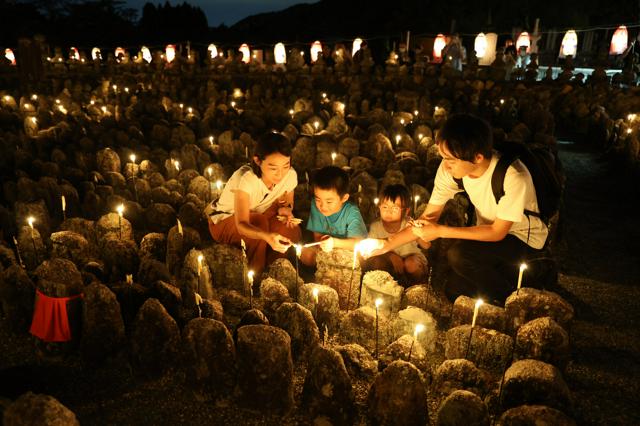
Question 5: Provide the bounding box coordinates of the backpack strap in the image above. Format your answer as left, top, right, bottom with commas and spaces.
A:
492, 151, 542, 219
454, 177, 464, 191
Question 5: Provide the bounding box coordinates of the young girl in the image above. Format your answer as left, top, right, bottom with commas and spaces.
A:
206, 132, 301, 277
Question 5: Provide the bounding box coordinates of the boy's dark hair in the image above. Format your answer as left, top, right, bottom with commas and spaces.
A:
381, 184, 410, 209
437, 114, 493, 162
311, 166, 349, 196
251, 132, 292, 177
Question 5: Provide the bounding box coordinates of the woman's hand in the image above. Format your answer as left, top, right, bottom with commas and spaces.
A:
319, 235, 334, 252
266, 233, 292, 253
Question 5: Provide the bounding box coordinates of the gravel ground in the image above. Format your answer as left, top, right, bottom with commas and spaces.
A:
1, 141, 639, 425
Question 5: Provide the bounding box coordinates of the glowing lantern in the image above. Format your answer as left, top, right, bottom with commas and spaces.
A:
478, 32, 498, 65
516, 32, 531, 52
610, 25, 628, 55
559, 30, 578, 58
91, 47, 101, 61
352, 38, 363, 57
274, 43, 286, 64
239, 44, 251, 63
207, 43, 218, 59
69, 47, 80, 61
165, 44, 176, 63
433, 34, 447, 62
310, 40, 323, 62
474, 33, 487, 59
141, 46, 152, 63
114, 47, 126, 60
5, 48, 16, 65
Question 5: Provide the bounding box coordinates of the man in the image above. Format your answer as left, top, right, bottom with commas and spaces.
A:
371, 114, 548, 303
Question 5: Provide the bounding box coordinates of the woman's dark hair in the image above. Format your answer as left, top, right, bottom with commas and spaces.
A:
251, 132, 292, 177
311, 166, 349, 197
436, 113, 493, 162
380, 184, 410, 209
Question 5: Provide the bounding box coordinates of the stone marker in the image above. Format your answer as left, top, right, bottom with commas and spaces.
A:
436, 389, 489, 426
3, 392, 79, 426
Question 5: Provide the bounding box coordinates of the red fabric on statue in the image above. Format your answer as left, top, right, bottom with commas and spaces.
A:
29, 290, 83, 342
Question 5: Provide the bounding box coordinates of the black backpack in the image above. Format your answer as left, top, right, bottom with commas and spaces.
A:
455, 141, 565, 225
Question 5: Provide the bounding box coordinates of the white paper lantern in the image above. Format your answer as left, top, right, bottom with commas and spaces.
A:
207, 43, 218, 59
4, 48, 16, 65
474, 33, 487, 59
239, 44, 251, 63
91, 47, 101, 61
141, 46, 152, 63
310, 40, 323, 62
433, 34, 447, 62
274, 43, 286, 64
352, 38, 363, 57
165, 44, 176, 63
69, 47, 80, 61
516, 32, 531, 52
610, 25, 629, 55
114, 47, 126, 60
559, 29, 578, 58
478, 33, 498, 66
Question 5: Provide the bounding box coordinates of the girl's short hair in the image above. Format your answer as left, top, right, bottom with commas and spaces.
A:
380, 184, 410, 208
251, 132, 292, 177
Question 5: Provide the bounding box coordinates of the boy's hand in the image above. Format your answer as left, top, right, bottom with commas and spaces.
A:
368, 240, 389, 258
319, 235, 334, 252
266, 233, 292, 253
411, 221, 440, 242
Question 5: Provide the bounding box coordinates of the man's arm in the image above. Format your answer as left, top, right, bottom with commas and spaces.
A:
413, 218, 513, 242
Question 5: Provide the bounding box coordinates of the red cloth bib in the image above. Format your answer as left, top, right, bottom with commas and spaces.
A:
30, 290, 83, 342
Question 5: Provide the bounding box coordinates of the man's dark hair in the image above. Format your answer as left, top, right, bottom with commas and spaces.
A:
381, 184, 410, 209
251, 132, 292, 177
311, 166, 349, 197
437, 113, 493, 162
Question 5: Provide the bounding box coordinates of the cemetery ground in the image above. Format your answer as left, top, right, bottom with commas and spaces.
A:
0, 141, 639, 425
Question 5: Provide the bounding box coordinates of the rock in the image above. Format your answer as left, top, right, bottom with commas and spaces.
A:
59, 218, 97, 246
130, 298, 181, 377
263, 258, 303, 300
151, 280, 182, 320
259, 277, 290, 320
144, 203, 177, 233
80, 283, 126, 366
302, 346, 356, 424
34, 258, 84, 297
451, 296, 508, 333
109, 281, 148, 327
515, 317, 570, 369
3, 392, 79, 426
445, 325, 513, 373
199, 298, 224, 322
0, 264, 36, 333
339, 306, 383, 353
220, 290, 251, 321
202, 243, 246, 294
274, 302, 320, 362
390, 306, 438, 353
298, 283, 340, 332
368, 360, 428, 426
96, 147, 121, 175
233, 308, 269, 343
360, 270, 404, 316
96, 212, 133, 245
436, 390, 489, 426
315, 249, 361, 310
181, 249, 215, 301
497, 405, 576, 426
502, 359, 572, 412
402, 284, 452, 321
236, 325, 294, 413
182, 318, 236, 398
16, 225, 46, 270
336, 343, 378, 378
166, 225, 199, 277
139, 233, 166, 261
50, 231, 94, 268
137, 257, 172, 288
432, 359, 491, 401
379, 335, 429, 374
505, 288, 574, 332
101, 239, 139, 281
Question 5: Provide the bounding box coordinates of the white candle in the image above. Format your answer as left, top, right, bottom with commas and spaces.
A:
216, 180, 223, 191
197, 254, 203, 277
295, 244, 302, 258
331, 152, 337, 164
312, 287, 319, 304
395, 135, 401, 145
517, 263, 528, 291
245, 146, 248, 158
413, 195, 420, 215
126, 274, 133, 284
314, 121, 319, 132
471, 299, 484, 327
247, 270, 254, 286
177, 218, 183, 236
61, 195, 66, 213
27, 216, 35, 239
129, 153, 136, 163
116, 204, 124, 239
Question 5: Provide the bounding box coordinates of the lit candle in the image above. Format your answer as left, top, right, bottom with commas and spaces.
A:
375, 298, 383, 358
395, 135, 401, 145
129, 153, 136, 164
126, 274, 133, 285
408, 323, 425, 361
289, 109, 294, 117
209, 135, 214, 145
400, 118, 405, 125
471, 298, 483, 327
413, 195, 420, 216
247, 270, 255, 308
61, 195, 66, 220
177, 218, 183, 236
312, 286, 319, 319
331, 152, 337, 165
231, 101, 236, 108
207, 167, 213, 201
516, 263, 527, 294
129, 154, 138, 202
313, 121, 319, 132
116, 204, 124, 239
374, 197, 379, 206
414, 110, 419, 116
197, 254, 203, 277
216, 180, 223, 192
418, 133, 423, 140
500, 99, 505, 105
27, 216, 35, 239
174, 160, 180, 171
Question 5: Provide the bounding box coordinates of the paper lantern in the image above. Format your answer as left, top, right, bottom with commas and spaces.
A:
5, 48, 16, 65
474, 33, 487, 59
433, 34, 447, 62
274, 42, 286, 64
516, 32, 531, 52
165, 44, 176, 63
310, 40, 323, 62
352, 38, 363, 57
559, 29, 578, 58
69, 47, 80, 61
207, 43, 218, 59
91, 47, 101, 61
114, 47, 126, 60
478, 33, 498, 66
239, 43, 251, 63
610, 25, 628, 55
140, 46, 152, 63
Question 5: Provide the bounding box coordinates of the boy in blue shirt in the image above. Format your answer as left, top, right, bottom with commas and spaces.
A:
300, 166, 368, 268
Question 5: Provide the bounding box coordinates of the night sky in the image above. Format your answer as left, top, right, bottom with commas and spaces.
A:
124, 0, 315, 26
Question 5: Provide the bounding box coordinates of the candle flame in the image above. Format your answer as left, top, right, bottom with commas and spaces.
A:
375, 298, 383, 308
312, 287, 319, 303
116, 204, 124, 217
295, 244, 302, 257
519, 263, 527, 272
247, 270, 255, 283
27, 216, 35, 228
207, 167, 213, 176
475, 298, 484, 309
414, 323, 425, 337
129, 154, 136, 163
216, 180, 222, 190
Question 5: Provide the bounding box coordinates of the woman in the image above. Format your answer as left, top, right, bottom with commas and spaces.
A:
206, 132, 301, 277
